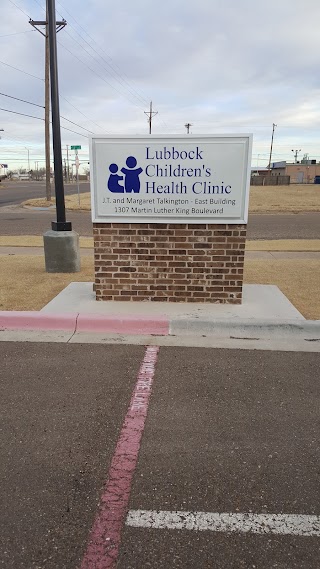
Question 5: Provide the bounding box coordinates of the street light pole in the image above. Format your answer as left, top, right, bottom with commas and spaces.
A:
43, 0, 80, 273
47, 0, 71, 231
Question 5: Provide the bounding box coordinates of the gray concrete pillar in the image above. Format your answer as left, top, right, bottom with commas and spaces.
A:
43, 230, 81, 273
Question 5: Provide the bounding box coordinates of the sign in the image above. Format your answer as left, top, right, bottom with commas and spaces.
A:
90, 135, 252, 224
71, 145, 81, 150
75, 155, 80, 170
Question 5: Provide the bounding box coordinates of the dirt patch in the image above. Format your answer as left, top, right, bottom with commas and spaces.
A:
0, 256, 94, 311
244, 259, 320, 319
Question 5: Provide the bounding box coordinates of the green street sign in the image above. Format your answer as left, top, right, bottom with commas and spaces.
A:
71, 145, 81, 150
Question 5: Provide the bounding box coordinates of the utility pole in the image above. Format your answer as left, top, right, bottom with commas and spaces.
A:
30, 3, 66, 202
66, 144, 70, 182
144, 101, 158, 134
185, 123, 192, 134
291, 149, 301, 163
25, 147, 30, 171
268, 123, 277, 178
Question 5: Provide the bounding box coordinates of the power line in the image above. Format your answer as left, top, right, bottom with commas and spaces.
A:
60, 115, 94, 134
0, 92, 44, 108
30, 1, 106, 132
0, 59, 44, 81
0, 63, 104, 133
57, 39, 145, 111
31, 0, 147, 109
59, 95, 107, 132
0, 106, 89, 138
62, 28, 146, 109
0, 91, 95, 133
0, 30, 35, 38
56, 0, 150, 105
7, 0, 31, 18
30, 0, 46, 13
0, 107, 43, 121
62, 28, 147, 108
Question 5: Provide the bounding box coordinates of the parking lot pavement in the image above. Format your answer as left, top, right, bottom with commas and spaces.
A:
0, 342, 144, 569
1, 344, 319, 568
119, 348, 320, 569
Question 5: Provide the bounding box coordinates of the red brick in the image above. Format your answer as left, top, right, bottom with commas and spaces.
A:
93, 222, 246, 303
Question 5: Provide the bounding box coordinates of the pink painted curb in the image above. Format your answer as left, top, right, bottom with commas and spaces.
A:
76, 313, 169, 335
0, 311, 77, 331
0, 311, 170, 335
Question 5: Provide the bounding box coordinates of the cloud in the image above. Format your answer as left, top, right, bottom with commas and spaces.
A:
2, 0, 320, 169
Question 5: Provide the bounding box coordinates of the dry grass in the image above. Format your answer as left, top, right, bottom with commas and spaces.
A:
0, 254, 319, 319
0, 256, 94, 311
23, 184, 320, 213
249, 184, 320, 213
245, 239, 320, 251
244, 259, 320, 319
23, 192, 91, 211
0, 235, 93, 247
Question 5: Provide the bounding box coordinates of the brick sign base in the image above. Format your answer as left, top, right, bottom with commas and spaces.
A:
93, 223, 246, 303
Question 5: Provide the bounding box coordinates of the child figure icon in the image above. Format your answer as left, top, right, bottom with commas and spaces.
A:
107, 156, 142, 194
107, 163, 124, 193
121, 156, 143, 193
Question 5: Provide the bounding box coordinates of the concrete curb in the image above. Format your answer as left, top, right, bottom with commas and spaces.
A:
0, 311, 169, 336
170, 318, 320, 337
0, 312, 77, 331
76, 314, 169, 335
0, 311, 319, 338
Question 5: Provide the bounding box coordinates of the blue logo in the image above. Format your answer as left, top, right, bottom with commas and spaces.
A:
108, 156, 142, 193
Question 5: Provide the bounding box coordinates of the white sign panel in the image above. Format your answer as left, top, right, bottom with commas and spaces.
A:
90, 135, 252, 224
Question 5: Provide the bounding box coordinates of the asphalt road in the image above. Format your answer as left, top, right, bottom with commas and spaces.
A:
0, 181, 320, 238
0, 180, 89, 206
1, 343, 319, 568
0, 207, 320, 239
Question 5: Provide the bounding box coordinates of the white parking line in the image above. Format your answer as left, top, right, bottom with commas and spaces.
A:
126, 510, 320, 537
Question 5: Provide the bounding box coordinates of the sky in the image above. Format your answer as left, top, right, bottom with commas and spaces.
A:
1, 0, 320, 173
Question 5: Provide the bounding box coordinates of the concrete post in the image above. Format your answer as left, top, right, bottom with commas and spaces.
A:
43, 230, 81, 273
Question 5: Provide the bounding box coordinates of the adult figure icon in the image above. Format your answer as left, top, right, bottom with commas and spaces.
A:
121, 156, 143, 193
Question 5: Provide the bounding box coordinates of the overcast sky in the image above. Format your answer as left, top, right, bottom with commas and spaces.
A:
1, 0, 320, 172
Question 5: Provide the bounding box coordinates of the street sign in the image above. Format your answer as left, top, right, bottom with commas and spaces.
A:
71, 145, 81, 150
75, 155, 80, 170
